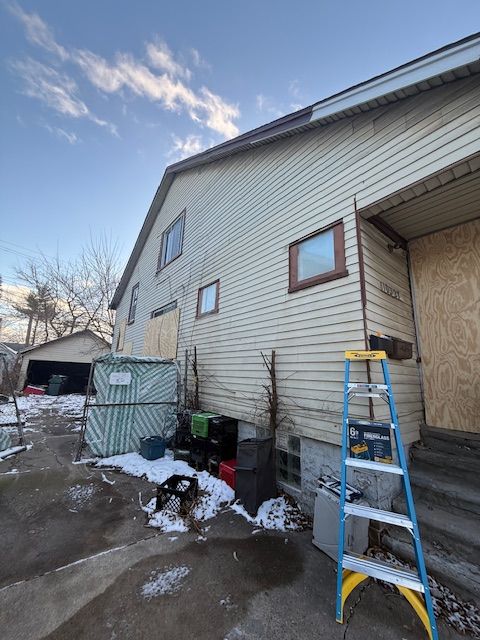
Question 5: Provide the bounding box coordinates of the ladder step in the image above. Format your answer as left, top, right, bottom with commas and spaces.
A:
348, 383, 388, 390
342, 553, 424, 592
348, 391, 388, 399
344, 504, 413, 530
345, 458, 403, 474
348, 418, 393, 429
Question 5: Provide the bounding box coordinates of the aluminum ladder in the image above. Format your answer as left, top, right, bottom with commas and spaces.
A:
336, 350, 438, 640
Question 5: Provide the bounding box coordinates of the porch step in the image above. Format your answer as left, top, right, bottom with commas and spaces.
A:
410, 443, 478, 476
420, 425, 480, 457
392, 494, 480, 563
382, 528, 480, 605
408, 465, 480, 515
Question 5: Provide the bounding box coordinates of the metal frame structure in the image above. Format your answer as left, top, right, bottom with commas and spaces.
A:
74, 358, 179, 462
336, 350, 438, 640
0, 353, 25, 449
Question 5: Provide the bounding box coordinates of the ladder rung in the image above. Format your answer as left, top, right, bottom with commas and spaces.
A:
345, 458, 403, 474
344, 504, 413, 530
342, 553, 424, 592
348, 391, 388, 399
348, 383, 388, 390
348, 418, 393, 429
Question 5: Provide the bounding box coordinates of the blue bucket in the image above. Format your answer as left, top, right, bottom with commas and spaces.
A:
140, 436, 166, 460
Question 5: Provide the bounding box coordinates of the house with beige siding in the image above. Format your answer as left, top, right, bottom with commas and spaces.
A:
110, 33, 480, 534
18, 330, 110, 393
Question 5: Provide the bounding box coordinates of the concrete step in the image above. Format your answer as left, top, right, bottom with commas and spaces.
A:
410, 442, 478, 476
408, 464, 480, 515
393, 495, 480, 564
392, 494, 480, 564
382, 528, 480, 605
420, 425, 480, 457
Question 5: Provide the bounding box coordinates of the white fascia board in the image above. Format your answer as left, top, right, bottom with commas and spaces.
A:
310, 36, 480, 123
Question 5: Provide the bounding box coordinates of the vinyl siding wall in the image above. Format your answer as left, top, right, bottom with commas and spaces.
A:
361, 221, 423, 443
113, 75, 480, 447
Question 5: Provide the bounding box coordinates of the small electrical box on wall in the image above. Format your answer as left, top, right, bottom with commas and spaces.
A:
369, 334, 413, 360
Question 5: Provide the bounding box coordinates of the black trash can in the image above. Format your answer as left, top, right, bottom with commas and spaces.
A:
235, 437, 276, 515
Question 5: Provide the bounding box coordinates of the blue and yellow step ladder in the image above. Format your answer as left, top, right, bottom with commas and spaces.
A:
336, 350, 438, 640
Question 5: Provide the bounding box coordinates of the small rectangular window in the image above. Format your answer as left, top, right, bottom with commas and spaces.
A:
276, 435, 301, 489
158, 211, 185, 270
152, 301, 177, 318
197, 280, 219, 317
128, 283, 139, 323
289, 220, 348, 292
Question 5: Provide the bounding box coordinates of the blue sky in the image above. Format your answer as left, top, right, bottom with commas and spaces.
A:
1, 0, 479, 287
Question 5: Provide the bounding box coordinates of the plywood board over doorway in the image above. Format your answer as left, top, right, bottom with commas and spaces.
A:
142, 308, 180, 359
409, 219, 480, 432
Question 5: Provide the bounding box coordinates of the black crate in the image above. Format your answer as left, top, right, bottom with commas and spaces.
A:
156, 475, 198, 514
209, 416, 238, 440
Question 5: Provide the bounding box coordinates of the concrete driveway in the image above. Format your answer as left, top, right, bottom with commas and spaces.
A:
0, 397, 466, 640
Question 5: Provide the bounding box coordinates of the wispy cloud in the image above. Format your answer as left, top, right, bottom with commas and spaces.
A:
146, 40, 191, 80
11, 58, 117, 135
44, 124, 79, 144
8, 2, 68, 61
168, 134, 210, 162
256, 94, 283, 119
73, 49, 240, 138
9, 4, 240, 141
190, 48, 211, 71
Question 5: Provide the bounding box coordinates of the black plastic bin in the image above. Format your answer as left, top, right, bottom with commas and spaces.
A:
235, 437, 276, 515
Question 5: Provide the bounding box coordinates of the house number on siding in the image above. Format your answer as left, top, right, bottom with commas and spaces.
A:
379, 281, 401, 300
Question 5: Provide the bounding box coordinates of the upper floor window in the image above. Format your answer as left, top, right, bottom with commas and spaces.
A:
152, 301, 177, 318
289, 220, 347, 292
197, 280, 219, 317
128, 283, 139, 323
158, 211, 185, 270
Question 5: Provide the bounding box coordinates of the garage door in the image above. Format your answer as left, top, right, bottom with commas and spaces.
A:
409, 219, 480, 432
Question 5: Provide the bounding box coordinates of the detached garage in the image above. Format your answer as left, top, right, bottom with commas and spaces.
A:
18, 330, 110, 394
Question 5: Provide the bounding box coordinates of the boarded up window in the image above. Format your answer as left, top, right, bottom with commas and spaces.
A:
116, 319, 127, 352
143, 308, 180, 359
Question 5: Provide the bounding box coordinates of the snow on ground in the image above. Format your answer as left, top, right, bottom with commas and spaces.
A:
95, 451, 307, 533
141, 566, 190, 599
0, 444, 33, 460
230, 496, 308, 532
0, 394, 86, 425
65, 483, 97, 508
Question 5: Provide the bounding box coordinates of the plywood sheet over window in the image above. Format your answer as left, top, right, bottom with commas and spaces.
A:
116, 319, 127, 352
409, 219, 480, 432
122, 341, 133, 356
143, 308, 180, 359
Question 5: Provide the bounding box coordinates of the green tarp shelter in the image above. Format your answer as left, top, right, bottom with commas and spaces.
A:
84, 354, 178, 457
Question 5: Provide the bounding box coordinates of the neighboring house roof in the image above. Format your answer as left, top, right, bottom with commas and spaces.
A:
0, 342, 27, 354
20, 330, 111, 354
111, 32, 480, 310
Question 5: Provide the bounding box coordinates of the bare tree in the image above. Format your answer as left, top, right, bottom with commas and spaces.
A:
12, 234, 121, 344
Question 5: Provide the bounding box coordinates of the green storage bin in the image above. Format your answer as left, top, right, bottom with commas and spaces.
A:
191, 412, 219, 438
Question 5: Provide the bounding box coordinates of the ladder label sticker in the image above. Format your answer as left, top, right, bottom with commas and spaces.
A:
349, 423, 393, 464
345, 350, 386, 360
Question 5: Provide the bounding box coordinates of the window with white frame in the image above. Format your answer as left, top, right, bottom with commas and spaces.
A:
197, 280, 219, 317
276, 434, 301, 489
158, 211, 185, 270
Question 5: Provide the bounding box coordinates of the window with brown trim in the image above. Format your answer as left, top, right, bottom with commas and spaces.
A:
128, 283, 139, 323
157, 210, 185, 271
197, 280, 220, 317
289, 220, 348, 292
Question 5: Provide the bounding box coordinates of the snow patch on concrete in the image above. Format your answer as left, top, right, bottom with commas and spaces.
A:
141, 566, 190, 598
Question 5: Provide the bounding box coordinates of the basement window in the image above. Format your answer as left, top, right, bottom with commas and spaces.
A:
158, 211, 185, 270
197, 280, 220, 317
289, 220, 348, 292
152, 301, 177, 318
128, 283, 139, 324
276, 435, 301, 489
